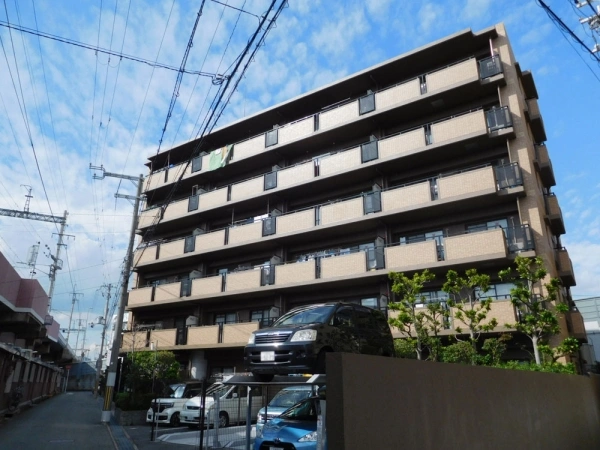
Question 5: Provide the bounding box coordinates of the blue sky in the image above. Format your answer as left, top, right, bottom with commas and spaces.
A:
0, 0, 598, 357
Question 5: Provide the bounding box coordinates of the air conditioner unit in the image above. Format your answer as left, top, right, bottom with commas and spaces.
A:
186, 316, 199, 327
190, 270, 202, 280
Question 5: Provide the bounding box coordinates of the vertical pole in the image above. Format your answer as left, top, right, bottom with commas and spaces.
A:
48, 211, 68, 312
101, 174, 143, 423
94, 284, 111, 398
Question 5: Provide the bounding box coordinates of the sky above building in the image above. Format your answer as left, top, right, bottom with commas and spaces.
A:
0, 0, 598, 358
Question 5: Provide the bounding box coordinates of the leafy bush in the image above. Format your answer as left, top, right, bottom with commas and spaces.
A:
394, 338, 418, 359
441, 341, 477, 365
494, 361, 576, 374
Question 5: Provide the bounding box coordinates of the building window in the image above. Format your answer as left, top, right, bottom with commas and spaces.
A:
215, 313, 237, 325
466, 218, 508, 233
251, 309, 272, 327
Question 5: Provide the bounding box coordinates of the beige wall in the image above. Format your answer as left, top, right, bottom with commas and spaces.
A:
133, 246, 157, 265
196, 229, 226, 252
162, 198, 189, 221
385, 240, 438, 270
187, 325, 219, 345
201, 188, 228, 210
319, 101, 358, 130
228, 221, 263, 245
378, 128, 425, 159
154, 282, 181, 302
427, 58, 478, 92
277, 209, 315, 234
159, 239, 185, 260
382, 182, 431, 211
150, 329, 176, 347
191, 276, 222, 296
320, 148, 361, 177
233, 135, 264, 161
278, 162, 314, 188
138, 208, 160, 229
445, 229, 507, 261
222, 322, 259, 344
451, 299, 516, 330
226, 270, 261, 292
375, 78, 420, 110
279, 116, 314, 144
438, 166, 496, 199
275, 259, 316, 285
230, 176, 264, 202
320, 252, 366, 279
321, 197, 363, 225
128, 286, 153, 306
327, 353, 600, 450
431, 110, 486, 144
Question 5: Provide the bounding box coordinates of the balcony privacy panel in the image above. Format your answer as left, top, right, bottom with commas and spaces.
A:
195, 229, 226, 253
201, 188, 228, 209
229, 221, 262, 245
486, 106, 513, 131
191, 155, 202, 173
191, 276, 223, 296
187, 325, 219, 345
361, 141, 378, 163
233, 135, 264, 161
128, 286, 154, 305
363, 191, 382, 214
261, 265, 275, 286
479, 55, 502, 79
431, 110, 487, 144
138, 209, 160, 229
278, 116, 314, 145
275, 259, 316, 285
320, 147, 361, 177
150, 329, 177, 347
265, 129, 278, 147
278, 162, 314, 188
445, 229, 507, 261
222, 322, 260, 344
230, 177, 263, 202
154, 282, 182, 302
359, 92, 375, 115
264, 171, 277, 190
188, 195, 199, 212
385, 240, 438, 270
133, 247, 157, 265
427, 59, 478, 92
263, 217, 276, 236
226, 270, 261, 292
159, 239, 185, 260
321, 197, 364, 225
184, 236, 195, 253
382, 182, 431, 211
438, 167, 496, 199
378, 129, 425, 159
319, 101, 359, 130
375, 79, 420, 110
162, 198, 188, 221
277, 209, 315, 234
495, 163, 523, 189
180, 278, 192, 297
320, 252, 366, 279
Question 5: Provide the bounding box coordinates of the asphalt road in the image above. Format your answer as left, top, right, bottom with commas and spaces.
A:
0, 392, 115, 450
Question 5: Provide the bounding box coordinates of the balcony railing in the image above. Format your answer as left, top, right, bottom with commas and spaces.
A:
145, 55, 504, 193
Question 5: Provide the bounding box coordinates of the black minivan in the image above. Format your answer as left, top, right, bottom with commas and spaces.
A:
244, 302, 394, 382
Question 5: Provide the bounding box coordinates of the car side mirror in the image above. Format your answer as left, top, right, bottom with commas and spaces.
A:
232, 393, 238, 398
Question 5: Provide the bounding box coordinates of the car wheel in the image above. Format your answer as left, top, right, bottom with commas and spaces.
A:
253, 373, 274, 382
218, 411, 229, 428
315, 350, 330, 374
170, 412, 180, 427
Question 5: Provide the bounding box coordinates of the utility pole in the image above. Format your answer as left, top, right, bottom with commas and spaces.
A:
94, 283, 112, 398
65, 291, 83, 347
90, 166, 144, 423
47, 211, 72, 311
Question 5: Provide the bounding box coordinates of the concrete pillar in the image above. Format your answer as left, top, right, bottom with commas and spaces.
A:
190, 351, 207, 380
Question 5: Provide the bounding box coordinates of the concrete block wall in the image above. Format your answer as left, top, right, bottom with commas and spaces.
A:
427, 58, 478, 93
233, 135, 264, 161
431, 110, 486, 143
153, 282, 181, 302
229, 221, 262, 245
191, 276, 223, 296
385, 240, 438, 270
319, 101, 359, 130
320, 147, 361, 177
279, 116, 314, 145
196, 229, 226, 252
226, 270, 261, 292
378, 128, 425, 159
375, 79, 420, 110
321, 252, 366, 279
321, 197, 363, 226
230, 176, 264, 202
277, 209, 315, 234
445, 229, 507, 261
382, 182, 431, 211
278, 161, 314, 188
187, 325, 219, 345
275, 259, 316, 285
222, 322, 259, 344
438, 166, 496, 199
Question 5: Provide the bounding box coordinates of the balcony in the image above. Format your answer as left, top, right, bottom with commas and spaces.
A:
143, 56, 504, 198
533, 144, 556, 187
544, 194, 565, 235
525, 98, 547, 142
557, 248, 576, 287
566, 310, 587, 340
183, 322, 259, 348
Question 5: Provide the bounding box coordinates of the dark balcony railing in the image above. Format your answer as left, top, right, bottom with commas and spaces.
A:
506, 225, 534, 253
486, 106, 513, 132
479, 54, 502, 79
495, 162, 523, 190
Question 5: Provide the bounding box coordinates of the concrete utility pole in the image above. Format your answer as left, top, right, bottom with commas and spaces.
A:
90, 165, 144, 423
94, 283, 112, 398
65, 291, 83, 347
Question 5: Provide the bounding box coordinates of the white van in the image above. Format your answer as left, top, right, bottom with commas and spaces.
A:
180, 382, 263, 428
146, 382, 203, 427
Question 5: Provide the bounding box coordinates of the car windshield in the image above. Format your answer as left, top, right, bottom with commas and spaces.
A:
273, 305, 335, 327
170, 384, 186, 399
269, 389, 313, 408
208, 384, 230, 399
280, 398, 318, 421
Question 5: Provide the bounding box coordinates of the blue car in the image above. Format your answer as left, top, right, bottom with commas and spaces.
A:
254, 396, 320, 450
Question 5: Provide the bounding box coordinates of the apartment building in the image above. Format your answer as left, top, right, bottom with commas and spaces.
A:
125, 23, 581, 377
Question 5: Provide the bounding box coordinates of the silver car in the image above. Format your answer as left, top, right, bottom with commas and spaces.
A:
256, 385, 315, 432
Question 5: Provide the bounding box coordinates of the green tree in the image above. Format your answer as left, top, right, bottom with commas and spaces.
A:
442, 268, 497, 364
499, 255, 571, 365
126, 350, 180, 396
480, 334, 511, 366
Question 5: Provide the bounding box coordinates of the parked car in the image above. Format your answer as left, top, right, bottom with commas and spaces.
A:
256, 385, 315, 432
254, 396, 321, 450
180, 382, 263, 428
146, 381, 203, 427
244, 302, 394, 381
